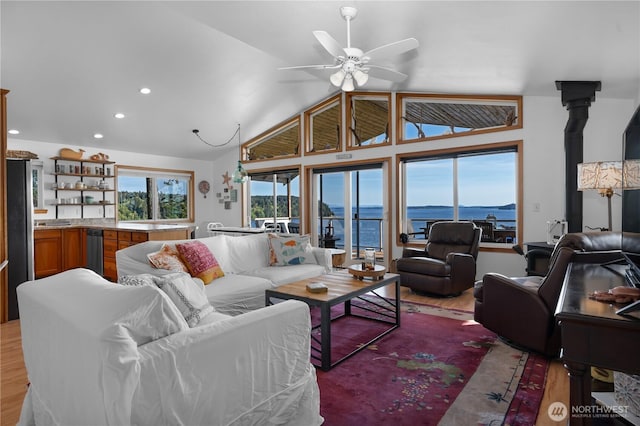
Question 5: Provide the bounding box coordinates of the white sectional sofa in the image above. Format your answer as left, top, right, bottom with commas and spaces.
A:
17, 268, 323, 426
116, 233, 333, 315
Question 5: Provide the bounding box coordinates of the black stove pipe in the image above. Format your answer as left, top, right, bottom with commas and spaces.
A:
555, 81, 601, 233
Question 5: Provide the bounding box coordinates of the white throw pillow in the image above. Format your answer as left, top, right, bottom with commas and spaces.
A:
152, 272, 215, 327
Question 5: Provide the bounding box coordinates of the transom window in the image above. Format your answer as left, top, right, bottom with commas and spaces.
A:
244, 117, 301, 162
346, 92, 391, 149
116, 166, 194, 222
398, 94, 522, 143
398, 142, 522, 248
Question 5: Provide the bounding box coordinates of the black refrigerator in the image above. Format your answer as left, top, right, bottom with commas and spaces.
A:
6, 159, 34, 320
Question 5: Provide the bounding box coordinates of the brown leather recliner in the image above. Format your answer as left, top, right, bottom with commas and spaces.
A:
396, 221, 481, 296
474, 232, 636, 357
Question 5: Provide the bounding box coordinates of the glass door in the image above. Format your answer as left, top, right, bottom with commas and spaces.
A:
314, 163, 386, 266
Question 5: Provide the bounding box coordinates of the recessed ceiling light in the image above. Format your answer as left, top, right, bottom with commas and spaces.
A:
139, 87, 151, 95
114, 113, 125, 119
93, 133, 104, 139
8, 129, 20, 135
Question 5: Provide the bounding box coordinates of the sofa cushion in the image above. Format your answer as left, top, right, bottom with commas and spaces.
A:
224, 233, 271, 273
250, 264, 327, 286
397, 256, 450, 277
147, 243, 189, 273
154, 272, 215, 327
176, 240, 225, 284
203, 274, 275, 316
268, 234, 317, 266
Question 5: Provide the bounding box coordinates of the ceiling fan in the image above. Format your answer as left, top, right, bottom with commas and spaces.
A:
279, 6, 419, 92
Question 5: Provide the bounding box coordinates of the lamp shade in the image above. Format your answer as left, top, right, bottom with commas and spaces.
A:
577, 161, 623, 191
330, 69, 346, 87
623, 159, 640, 189
341, 74, 355, 92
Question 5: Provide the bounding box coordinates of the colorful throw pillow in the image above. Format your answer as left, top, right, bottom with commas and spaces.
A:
153, 272, 215, 327
147, 244, 189, 273
175, 240, 225, 284
268, 234, 317, 266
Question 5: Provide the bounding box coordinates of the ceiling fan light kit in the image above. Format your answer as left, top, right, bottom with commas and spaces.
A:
279, 6, 418, 92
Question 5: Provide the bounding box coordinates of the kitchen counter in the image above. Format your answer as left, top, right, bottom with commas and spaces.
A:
34, 221, 196, 282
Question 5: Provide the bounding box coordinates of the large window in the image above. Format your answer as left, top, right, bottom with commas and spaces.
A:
116, 166, 194, 222
399, 142, 522, 248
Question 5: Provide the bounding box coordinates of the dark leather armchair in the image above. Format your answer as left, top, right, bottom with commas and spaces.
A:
396, 221, 481, 296
474, 232, 634, 357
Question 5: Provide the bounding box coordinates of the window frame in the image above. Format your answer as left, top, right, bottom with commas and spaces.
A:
396, 94, 523, 145
304, 94, 342, 155
115, 165, 195, 223
396, 140, 523, 252
243, 116, 301, 163
345, 91, 392, 150
245, 165, 302, 229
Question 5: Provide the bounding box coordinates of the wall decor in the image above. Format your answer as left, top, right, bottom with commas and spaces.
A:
198, 180, 210, 198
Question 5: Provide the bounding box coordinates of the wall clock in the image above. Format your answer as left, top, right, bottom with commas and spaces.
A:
198, 180, 211, 198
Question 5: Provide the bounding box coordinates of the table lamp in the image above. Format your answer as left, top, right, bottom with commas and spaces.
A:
577, 161, 623, 231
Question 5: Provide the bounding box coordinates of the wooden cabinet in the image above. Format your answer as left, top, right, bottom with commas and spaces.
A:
62, 228, 86, 270
102, 230, 118, 282
34, 228, 87, 278
34, 226, 190, 282
34, 229, 63, 278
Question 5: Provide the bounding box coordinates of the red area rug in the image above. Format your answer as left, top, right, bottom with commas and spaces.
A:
314, 302, 549, 426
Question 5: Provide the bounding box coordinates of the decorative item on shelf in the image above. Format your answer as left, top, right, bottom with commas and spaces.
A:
89, 152, 109, 161
59, 148, 85, 160
6, 150, 38, 159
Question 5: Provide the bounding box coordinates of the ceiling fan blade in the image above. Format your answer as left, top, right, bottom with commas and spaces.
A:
365, 65, 408, 83
278, 64, 341, 71
313, 30, 346, 59
363, 38, 419, 62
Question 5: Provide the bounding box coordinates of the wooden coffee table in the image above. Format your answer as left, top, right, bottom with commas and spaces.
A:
265, 271, 400, 371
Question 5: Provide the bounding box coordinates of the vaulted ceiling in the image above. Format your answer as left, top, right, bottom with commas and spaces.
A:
2, 1, 639, 160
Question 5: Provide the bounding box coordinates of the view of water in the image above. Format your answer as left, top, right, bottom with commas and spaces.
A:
322, 205, 516, 250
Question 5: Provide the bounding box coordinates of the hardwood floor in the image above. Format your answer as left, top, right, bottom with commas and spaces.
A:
0, 286, 568, 426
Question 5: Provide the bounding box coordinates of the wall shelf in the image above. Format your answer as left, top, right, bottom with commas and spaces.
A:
50, 157, 116, 219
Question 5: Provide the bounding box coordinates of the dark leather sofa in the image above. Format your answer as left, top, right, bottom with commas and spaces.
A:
474, 232, 639, 357
396, 221, 481, 296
